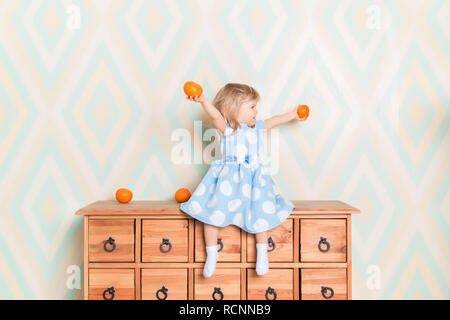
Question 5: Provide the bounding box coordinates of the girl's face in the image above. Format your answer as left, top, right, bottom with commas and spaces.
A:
237, 99, 258, 126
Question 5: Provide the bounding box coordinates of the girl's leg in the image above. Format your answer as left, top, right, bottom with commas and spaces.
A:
255, 231, 269, 276
204, 223, 219, 246
203, 223, 219, 278
255, 231, 268, 244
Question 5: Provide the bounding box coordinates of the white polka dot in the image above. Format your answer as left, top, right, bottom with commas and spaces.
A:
242, 184, 251, 198
234, 144, 247, 159
209, 183, 216, 193
218, 166, 230, 178
189, 201, 202, 215
246, 130, 257, 144
252, 188, 260, 201
219, 180, 232, 196
267, 191, 274, 199
262, 201, 276, 214
210, 210, 226, 226
227, 198, 242, 212
194, 183, 206, 196
253, 219, 269, 232
261, 166, 270, 175
233, 213, 244, 227
259, 176, 266, 186
277, 210, 290, 221
247, 208, 253, 220
206, 195, 217, 208
250, 161, 258, 170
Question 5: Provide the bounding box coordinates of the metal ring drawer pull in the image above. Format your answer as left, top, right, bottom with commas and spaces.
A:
104, 237, 116, 252
212, 287, 224, 300
156, 286, 168, 300
265, 286, 277, 300
160, 238, 172, 253
103, 286, 115, 300
321, 286, 334, 299
217, 238, 223, 252
318, 237, 330, 253
268, 237, 276, 252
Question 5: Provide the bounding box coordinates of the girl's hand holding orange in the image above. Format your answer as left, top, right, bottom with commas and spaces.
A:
184, 81, 205, 103
185, 93, 205, 103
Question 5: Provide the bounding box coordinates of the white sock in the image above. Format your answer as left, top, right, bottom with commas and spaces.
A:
203, 245, 218, 278
256, 243, 269, 276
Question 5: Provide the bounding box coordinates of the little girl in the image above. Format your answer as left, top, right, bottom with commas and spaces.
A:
180, 83, 305, 278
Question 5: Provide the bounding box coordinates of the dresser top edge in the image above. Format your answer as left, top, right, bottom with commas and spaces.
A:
75, 200, 361, 216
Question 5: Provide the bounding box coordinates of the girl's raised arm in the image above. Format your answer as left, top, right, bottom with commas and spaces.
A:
264, 107, 305, 131
201, 98, 226, 136
187, 94, 226, 135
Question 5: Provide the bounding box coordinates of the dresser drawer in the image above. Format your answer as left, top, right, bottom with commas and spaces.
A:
88, 219, 135, 262
195, 221, 241, 262
141, 268, 188, 300
301, 268, 347, 300
247, 218, 293, 262
247, 268, 293, 300
194, 268, 241, 300
88, 269, 135, 300
300, 219, 346, 262
141, 219, 189, 262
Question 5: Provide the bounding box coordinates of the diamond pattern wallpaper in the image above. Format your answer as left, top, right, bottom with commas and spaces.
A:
0, 0, 448, 299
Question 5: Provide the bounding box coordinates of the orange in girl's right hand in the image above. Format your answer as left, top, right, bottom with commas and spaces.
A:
175, 188, 191, 203
297, 104, 309, 120
184, 81, 203, 97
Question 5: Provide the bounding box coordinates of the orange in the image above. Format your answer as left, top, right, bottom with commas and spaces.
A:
297, 104, 309, 120
175, 188, 191, 203
116, 188, 133, 203
183, 81, 203, 97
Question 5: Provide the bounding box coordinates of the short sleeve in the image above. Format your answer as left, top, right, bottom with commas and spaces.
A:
213, 128, 221, 142
211, 123, 223, 144
255, 120, 266, 130
212, 120, 228, 143
222, 121, 235, 136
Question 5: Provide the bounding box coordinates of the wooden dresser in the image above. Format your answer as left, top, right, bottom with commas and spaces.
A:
75, 200, 360, 300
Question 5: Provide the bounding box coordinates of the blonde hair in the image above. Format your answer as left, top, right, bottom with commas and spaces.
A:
212, 83, 260, 133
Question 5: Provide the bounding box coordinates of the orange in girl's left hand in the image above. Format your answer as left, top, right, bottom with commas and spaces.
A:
116, 188, 133, 203
175, 188, 191, 203
184, 81, 203, 97
297, 104, 309, 120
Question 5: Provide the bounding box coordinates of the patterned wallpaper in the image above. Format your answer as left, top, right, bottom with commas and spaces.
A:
0, 0, 448, 299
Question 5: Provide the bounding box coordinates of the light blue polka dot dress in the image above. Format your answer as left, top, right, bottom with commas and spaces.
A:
180, 120, 294, 234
